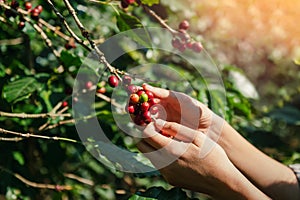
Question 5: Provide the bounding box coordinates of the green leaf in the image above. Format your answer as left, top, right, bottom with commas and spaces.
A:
141, 0, 159, 6
60, 50, 82, 68
0, 63, 6, 78
3, 77, 42, 104
116, 12, 143, 32
269, 105, 300, 125
116, 12, 152, 48
13, 151, 25, 166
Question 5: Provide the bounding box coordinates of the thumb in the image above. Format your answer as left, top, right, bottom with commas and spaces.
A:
142, 83, 170, 99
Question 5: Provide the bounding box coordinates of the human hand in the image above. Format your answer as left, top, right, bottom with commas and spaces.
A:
143, 84, 224, 141
137, 120, 271, 200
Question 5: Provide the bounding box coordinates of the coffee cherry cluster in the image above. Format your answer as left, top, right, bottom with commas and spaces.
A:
107, 74, 157, 126
127, 88, 156, 125
2, 1, 44, 30
171, 20, 203, 53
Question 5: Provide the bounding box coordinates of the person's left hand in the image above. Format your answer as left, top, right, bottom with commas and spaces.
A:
137, 119, 267, 199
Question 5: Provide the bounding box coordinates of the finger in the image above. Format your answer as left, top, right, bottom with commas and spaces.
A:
142, 122, 173, 150
154, 119, 202, 145
142, 83, 170, 99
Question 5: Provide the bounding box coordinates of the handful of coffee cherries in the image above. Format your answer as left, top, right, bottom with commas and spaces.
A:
107, 75, 158, 126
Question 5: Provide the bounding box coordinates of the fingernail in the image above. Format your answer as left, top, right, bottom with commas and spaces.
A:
143, 83, 153, 90
155, 119, 166, 130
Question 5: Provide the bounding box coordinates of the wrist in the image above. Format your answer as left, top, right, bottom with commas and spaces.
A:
213, 163, 270, 200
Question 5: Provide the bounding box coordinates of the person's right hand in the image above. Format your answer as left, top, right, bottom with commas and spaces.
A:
143, 84, 221, 134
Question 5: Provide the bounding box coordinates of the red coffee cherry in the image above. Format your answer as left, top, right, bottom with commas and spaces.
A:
85, 81, 93, 89
18, 21, 25, 30
36, 5, 43, 13
179, 20, 190, 30
62, 101, 68, 107
171, 38, 181, 49
30, 8, 40, 19
125, 0, 135, 4
108, 75, 119, 88
24, 2, 32, 10
126, 84, 138, 94
145, 91, 154, 99
127, 104, 135, 114
122, 75, 132, 85
140, 102, 150, 111
192, 42, 203, 53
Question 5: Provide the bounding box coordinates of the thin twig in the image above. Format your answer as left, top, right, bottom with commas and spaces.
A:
0, 137, 24, 142
0, 166, 72, 191
44, 119, 75, 130
0, 127, 80, 143
46, 0, 91, 51
62, 0, 124, 80
142, 5, 178, 35
63, 173, 94, 186
39, 18, 70, 41
0, 111, 71, 119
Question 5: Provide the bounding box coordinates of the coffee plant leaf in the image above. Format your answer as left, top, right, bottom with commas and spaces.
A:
116, 12, 152, 48
3, 77, 42, 104
60, 50, 82, 68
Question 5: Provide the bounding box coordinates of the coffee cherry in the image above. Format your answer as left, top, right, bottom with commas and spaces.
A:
145, 91, 154, 99
122, 75, 132, 85
133, 115, 145, 126
121, 0, 129, 8
18, 21, 25, 30
178, 29, 190, 42
140, 102, 150, 111
62, 101, 68, 107
36, 5, 43, 13
179, 20, 189, 30
11, 0, 19, 9
108, 75, 119, 88
127, 104, 135, 114
24, 2, 32, 10
136, 90, 145, 96
97, 87, 106, 94
130, 93, 139, 104
177, 43, 186, 52
192, 42, 203, 53
171, 38, 181, 49
186, 41, 194, 49
125, 0, 135, 4
149, 105, 158, 115
139, 93, 148, 103
126, 84, 138, 94
30, 8, 40, 19
85, 81, 93, 89
142, 111, 151, 122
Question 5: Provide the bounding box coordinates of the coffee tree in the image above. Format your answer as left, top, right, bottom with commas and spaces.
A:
0, 0, 299, 199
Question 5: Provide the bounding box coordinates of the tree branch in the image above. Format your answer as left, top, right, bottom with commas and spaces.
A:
0, 166, 72, 191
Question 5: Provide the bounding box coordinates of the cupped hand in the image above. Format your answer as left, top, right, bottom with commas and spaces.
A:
137, 120, 271, 200
143, 84, 221, 134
